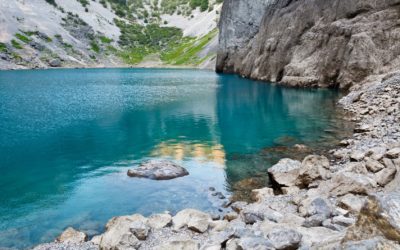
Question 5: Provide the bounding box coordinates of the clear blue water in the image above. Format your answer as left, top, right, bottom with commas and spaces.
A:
0, 68, 349, 248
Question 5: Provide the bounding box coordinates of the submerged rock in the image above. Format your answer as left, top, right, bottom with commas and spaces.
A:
127, 160, 189, 180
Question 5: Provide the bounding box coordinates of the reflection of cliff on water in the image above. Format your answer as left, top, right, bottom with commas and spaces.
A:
151, 141, 226, 166
215, 75, 354, 199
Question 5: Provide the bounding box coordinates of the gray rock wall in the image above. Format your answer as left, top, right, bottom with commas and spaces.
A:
217, 0, 400, 89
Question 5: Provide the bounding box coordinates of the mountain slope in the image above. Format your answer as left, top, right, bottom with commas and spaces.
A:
0, 0, 222, 70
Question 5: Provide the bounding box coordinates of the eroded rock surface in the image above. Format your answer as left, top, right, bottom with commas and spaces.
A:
217, 0, 400, 89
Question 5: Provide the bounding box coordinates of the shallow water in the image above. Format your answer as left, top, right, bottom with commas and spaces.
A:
0, 68, 351, 248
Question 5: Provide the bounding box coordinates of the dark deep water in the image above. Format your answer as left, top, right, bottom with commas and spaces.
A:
0, 68, 352, 248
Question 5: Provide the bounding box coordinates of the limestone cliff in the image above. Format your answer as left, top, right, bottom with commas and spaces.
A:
217, 0, 400, 89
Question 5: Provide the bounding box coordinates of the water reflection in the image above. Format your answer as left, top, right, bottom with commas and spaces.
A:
151, 141, 226, 166
0, 68, 353, 249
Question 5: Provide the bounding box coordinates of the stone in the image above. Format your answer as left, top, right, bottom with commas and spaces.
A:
300, 197, 332, 218
241, 210, 264, 224
251, 187, 274, 202
354, 124, 372, 133
322, 219, 346, 231
368, 147, 387, 161
147, 213, 172, 229
225, 239, 240, 250
375, 167, 397, 187
223, 212, 238, 222
338, 194, 366, 214
343, 237, 400, 250
127, 160, 189, 180
155, 240, 199, 250
172, 209, 211, 233
281, 186, 300, 195
350, 151, 366, 162
365, 158, 385, 173
383, 158, 396, 169
238, 237, 274, 250
302, 214, 326, 228
268, 158, 301, 187
129, 220, 149, 240
386, 148, 400, 159
230, 201, 247, 213
267, 228, 302, 250
323, 172, 377, 196
48, 58, 61, 67
332, 215, 356, 227
56, 227, 87, 244
97, 214, 145, 250
33, 242, 98, 250
342, 162, 369, 175
209, 220, 229, 232
296, 155, 330, 188
29, 41, 45, 51
344, 191, 400, 243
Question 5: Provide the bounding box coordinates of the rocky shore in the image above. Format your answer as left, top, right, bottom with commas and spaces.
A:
33, 72, 400, 249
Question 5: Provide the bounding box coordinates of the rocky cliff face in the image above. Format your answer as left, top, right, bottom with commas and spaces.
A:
217, 0, 400, 89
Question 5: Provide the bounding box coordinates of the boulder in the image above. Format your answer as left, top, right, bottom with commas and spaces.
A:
238, 237, 275, 250
56, 227, 87, 244
96, 214, 145, 249
365, 158, 385, 173
332, 215, 356, 227
251, 187, 274, 202
386, 148, 400, 159
268, 159, 301, 187
154, 240, 199, 250
172, 209, 211, 233
296, 155, 330, 188
129, 220, 149, 240
344, 191, 400, 243
375, 167, 397, 187
223, 212, 238, 222
350, 150, 366, 162
48, 58, 61, 67
367, 147, 387, 161
148, 213, 172, 229
267, 228, 302, 250
343, 237, 400, 249
322, 172, 377, 196
302, 214, 326, 228
127, 160, 189, 180
338, 194, 367, 214
299, 197, 332, 218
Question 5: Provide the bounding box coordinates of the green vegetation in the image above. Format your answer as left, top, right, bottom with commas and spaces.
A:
161, 29, 218, 65
78, 0, 90, 7
189, 0, 208, 12
114, 19, 185, 64
45, 0, 57, 7
21, 30, 39, 36
15, 33, 32, 43
99, 36, 113, 44
0, 43, 7, 52
90, 41, 100, 53
11, 40, 23, 49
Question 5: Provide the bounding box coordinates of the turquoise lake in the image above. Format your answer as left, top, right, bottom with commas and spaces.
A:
0, 68, 352, 248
